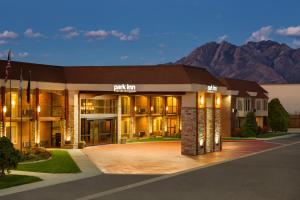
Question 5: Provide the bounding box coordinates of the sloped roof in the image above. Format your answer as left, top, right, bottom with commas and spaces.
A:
0, 60, 223, 86
219, 77, 268, 98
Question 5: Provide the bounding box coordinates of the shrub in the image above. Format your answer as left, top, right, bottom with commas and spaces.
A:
241, 112, 257, 137
21, 147, 51, 162
0, 137, 21, 176
268, 98, 289, 132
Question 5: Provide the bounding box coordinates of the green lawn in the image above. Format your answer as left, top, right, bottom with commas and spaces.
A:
127, 137, 181, 143
17, 150, 81, 173
0, 175, 41, 189
223, 137, 257, 140
256, 132, 289, 138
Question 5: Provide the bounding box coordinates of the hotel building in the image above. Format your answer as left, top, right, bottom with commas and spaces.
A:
220, 78, 269, 136
0, 60, 268, 155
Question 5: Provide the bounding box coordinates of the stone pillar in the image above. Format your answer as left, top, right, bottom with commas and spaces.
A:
130, 96, 135, 137
181, 92, 198, 156
65, 90, 79, 148
117, 95, 122, 143
197, 92, 206, 155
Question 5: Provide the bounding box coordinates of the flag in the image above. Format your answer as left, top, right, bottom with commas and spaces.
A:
27, 70, 31, 104
19, 68, 23, 102
5, 50, 12, 83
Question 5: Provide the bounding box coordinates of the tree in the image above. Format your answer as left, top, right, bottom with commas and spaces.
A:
241, 112, 257, 137
268, 98, 289, 132
0, 136, 21, 176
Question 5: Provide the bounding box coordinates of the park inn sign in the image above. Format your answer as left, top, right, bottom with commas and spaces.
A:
113, 84, 136, 93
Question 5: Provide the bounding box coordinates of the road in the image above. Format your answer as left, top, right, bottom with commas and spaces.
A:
1, 134, 300, 200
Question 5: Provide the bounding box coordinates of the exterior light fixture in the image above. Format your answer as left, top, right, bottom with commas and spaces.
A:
199, 138, 204, 147
134, 106, 137, 112
215, 136, 219, 145
150, 106, 154, 111
200, 96, 204, 105
37, 105, 41, 113
165, 106, 168, 111
3, 105, 7, 113
216, 97, 221, 106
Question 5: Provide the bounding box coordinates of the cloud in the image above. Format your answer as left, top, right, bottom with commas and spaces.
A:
277, 26, 300, 37
60, 26, 75, 32
0, 30, 18, 39
247, 26, 272, 42
17, 52, 29, 58
120, 55, 128, 60
0, 40, 7, 45
59, 26, 79, 39
85, 30, 109, 39
24, 28, 43, 38
111, 28, 140, 41
217, 35, 228, 43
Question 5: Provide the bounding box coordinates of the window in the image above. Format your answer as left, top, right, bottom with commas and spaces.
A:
236, 98, 243, 111
81, 99, 117, 114
256, 99, 261, 111
244, 98, 251, 111
263, 99, 268, 111
166, 96, 178, 114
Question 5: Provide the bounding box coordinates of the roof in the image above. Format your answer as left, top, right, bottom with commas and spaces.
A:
0, 60, 224, 86
219, 77, 268, 98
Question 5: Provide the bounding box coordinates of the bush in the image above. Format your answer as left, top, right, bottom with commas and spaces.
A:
0, 137, 21, 176
268, 98, 289, 132
241, 112, 257, 137
21, 147, 51, 162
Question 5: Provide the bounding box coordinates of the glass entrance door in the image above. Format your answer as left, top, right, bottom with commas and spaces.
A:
81, 118, 116, 145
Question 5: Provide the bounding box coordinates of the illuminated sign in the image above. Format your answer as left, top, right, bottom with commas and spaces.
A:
207, 85, 218, 93
113, 84, 136, 93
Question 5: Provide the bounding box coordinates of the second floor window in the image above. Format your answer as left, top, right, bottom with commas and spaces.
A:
237, 98, 243, 111
244, 98, 251, 111
256, 99, 261, 111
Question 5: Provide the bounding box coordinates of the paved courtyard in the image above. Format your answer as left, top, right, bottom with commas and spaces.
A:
82, 140, 280, 174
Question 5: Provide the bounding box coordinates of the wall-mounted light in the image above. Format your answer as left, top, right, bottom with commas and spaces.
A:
199, 138, 204, 147
134, 106, 137, 112
215, 136, 219, 145
150, 106, 154, 111
37, 105, 41, 113
165, 106, 168, 111
200, 96, 204, 105
216, 97, 221, 106
3, 105, 7, 113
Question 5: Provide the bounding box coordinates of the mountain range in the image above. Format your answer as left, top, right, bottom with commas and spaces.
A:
175, 40, 300, 83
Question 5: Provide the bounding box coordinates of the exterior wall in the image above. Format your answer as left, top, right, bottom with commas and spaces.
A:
221, 95, 231, 137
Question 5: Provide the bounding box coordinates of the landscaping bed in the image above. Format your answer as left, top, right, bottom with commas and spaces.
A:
17, 150, 81, 173
0, 175, 41, 189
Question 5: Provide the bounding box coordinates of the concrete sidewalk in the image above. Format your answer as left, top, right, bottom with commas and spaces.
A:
0, 149, 101, 196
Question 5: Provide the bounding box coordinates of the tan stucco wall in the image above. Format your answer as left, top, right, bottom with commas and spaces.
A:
261, 84, 300, 115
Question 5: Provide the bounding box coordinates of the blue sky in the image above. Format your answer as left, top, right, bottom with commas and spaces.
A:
0, 0, 300, 66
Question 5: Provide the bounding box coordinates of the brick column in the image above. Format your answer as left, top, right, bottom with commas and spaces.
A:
117, 95, 122, 143
181, 92, 198, 155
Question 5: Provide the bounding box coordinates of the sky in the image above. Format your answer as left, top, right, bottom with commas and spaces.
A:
0, 0, 300, 66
